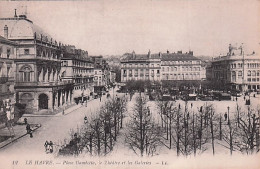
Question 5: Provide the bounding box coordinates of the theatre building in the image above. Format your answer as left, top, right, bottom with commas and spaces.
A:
211, 44, 260, 92
0, 14, 74, 114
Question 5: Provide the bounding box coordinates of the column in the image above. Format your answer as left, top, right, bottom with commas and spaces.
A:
44, 68, 48, 82
60, 90, 63, 107
39, 68, 44, 82
49, 69, 53, 82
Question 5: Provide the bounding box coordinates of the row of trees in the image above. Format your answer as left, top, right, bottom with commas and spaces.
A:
155, 100, 260, 156
58, 96, 128, 156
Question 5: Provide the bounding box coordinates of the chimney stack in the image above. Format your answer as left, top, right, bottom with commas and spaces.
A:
4, 25, 8, 39
167, 50, 169, 54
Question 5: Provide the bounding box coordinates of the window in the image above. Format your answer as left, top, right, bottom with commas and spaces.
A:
7, 67, 10, 77
248, 78, 251, 82
0, 47, 2, 57
248, 71, 251, 76
252, 71, 256, 76
238, 71, 242, 77
257, 71, 260, 76
123, 70, 126, 74
20, 66, 32, 82
24, 49, 29, 55
157, 70, 160, 74
7, 48, 11, 58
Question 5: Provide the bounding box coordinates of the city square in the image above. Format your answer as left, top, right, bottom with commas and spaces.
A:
0, 0, 260, 169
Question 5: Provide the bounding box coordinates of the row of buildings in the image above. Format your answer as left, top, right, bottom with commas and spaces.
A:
0, 12, 115, 119
120, 46, 260, 92
120, 50, 205, 83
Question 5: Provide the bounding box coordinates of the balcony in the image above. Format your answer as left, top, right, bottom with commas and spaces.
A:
15, 80, 73, 87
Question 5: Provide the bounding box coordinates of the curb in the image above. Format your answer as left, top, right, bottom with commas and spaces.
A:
0, 124, 41, 149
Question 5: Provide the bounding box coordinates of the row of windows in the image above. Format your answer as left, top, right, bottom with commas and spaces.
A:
72, 60, 93, 67
162, 66, 200, 71
36, 48, 60, 59
161, 60, 200, 65
123, 69, 160, 74
123, 63, 160, 68
73, 69, 93, 74
247, 78, 260, 82
162, 73, 200, 79
230, 63, 260, 69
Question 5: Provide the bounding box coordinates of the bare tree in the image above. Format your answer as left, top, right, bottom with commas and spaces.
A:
125, 94, 163, 157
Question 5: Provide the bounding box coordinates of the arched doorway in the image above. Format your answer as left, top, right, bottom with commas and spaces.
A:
39, 93, 48, 109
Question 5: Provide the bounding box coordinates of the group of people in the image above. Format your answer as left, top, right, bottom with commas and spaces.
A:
44, 140, 54, 153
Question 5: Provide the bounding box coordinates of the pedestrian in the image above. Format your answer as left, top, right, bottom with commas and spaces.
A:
224, 112, 227, 121
49, 141, 54, 153
44, 141, 49, 152
84, 116, 88, 124
26, 124, 33, 138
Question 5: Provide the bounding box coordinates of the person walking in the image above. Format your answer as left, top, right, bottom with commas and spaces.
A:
224, 112, 227, 121
26, 124, 33, 138
49, 141, 54, 153
44, 141, 49, 152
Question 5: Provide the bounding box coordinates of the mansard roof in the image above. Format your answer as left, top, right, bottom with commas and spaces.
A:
161, 53, 200, 61
0, 17, 57, 43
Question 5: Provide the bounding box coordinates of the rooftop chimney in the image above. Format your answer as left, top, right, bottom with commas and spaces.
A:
4, 25, 8, 39
14, 9, 17, 18
167, 50, 169, 54
177, 50, 182, 54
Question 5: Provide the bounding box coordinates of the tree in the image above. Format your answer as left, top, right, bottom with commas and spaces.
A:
125, 94, 163, 157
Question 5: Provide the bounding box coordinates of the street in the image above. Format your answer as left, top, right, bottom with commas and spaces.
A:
0, 89, 118, 158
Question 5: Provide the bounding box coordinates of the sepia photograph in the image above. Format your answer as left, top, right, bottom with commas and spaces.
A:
0, 0, 259, 168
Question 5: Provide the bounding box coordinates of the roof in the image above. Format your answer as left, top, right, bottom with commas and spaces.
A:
0, 17, 55, 42
0, 35, 17, 45
212, 53, 260, 62
161, 53, 200, 61
121, 52, 161, 61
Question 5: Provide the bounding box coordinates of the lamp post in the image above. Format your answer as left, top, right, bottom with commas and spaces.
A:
227, 106, 230, 125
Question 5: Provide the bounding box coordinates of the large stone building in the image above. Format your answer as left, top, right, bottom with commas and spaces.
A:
161, 51, 202, 81
0, 14, 74, 114
120, 51, 161, 82
210, 44, 260, 91
61, 45, 94, 101
91, 56, 111, 92
0, 35, 16, 125
120, 50, 203, 83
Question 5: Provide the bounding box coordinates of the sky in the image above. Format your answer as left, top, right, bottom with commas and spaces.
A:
0, 0, 259, 56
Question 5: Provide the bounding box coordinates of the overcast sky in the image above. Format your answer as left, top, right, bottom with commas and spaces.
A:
0, 0, 259, 56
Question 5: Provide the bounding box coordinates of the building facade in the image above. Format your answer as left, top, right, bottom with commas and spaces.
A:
91, 56, 111, 92
120, 50, 203, 83
0, 36, 16, 125
210, 45, 260, 91
0, 15, 74, 114
120, 51, 161, 82
61, 45, 94, 100
161, 51, 202, 81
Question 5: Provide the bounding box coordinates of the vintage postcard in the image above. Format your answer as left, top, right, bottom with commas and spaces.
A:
0, 0, 259, 169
